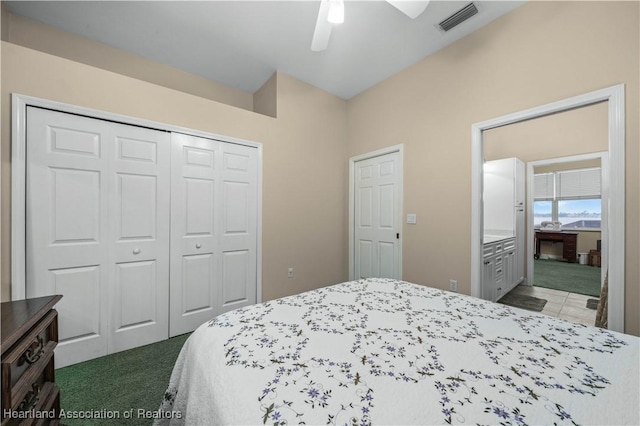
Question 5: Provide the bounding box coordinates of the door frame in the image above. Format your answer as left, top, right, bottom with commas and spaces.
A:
11, 93, 263, 303
470, 84, 625, 333
348, 144, 404, 281
525, 152, 608, 289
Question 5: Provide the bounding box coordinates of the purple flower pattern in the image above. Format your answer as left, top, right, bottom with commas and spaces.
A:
195, 278, 629, 425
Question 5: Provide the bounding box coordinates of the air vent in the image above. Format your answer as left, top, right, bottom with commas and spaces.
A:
438, 2, 479, 32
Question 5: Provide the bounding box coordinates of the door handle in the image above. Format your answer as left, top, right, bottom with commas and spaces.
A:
196, 243, 202, 249
133, 248, 141, 255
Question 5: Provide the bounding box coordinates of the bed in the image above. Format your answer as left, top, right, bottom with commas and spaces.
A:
155, 278, 639, 425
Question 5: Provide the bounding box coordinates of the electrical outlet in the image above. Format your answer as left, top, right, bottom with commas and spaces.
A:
449, 279, 458, 292
288, 267, 294, 278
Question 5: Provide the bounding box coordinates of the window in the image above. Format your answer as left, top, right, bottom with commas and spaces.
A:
533, 200, 552, 227
533, 167, 601, 230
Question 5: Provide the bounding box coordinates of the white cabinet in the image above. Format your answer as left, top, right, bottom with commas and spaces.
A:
483, 157, 525, 301
483, 157, 524, 234
482, 245, 496, 301
482, 237, 517, 302
515, 207, 525, 283
502, 239, 517, 297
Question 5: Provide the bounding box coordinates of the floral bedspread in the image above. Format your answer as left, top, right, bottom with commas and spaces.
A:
155, 278, 639, 425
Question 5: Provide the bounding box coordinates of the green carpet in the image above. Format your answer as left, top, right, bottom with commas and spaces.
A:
56, 333, 190, 425
533, 259, 601, 297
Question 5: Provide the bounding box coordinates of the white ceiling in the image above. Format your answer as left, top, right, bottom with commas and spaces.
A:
4, 1, 526, 100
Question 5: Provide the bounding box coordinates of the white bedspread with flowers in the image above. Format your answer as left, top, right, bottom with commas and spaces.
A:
156, 278, 639, 425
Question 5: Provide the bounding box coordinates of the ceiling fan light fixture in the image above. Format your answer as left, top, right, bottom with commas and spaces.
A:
327, 0, 344, 24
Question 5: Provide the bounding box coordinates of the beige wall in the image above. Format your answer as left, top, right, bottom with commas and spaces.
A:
1, 7, 254, 111
254, 72, 278, 118
484, 102, 608, 162
1, 42, 348, 304
346, 1, 639, 335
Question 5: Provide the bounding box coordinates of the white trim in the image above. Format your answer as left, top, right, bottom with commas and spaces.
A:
525, 152, 607, 288
348, 144, 404, 281
471, 84, 625, 333
11, 93, 263, 303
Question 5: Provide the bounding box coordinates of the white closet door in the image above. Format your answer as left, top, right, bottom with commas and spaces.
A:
169, 133, 221, 336
354, 152, 401, 279
170, 134, 258, 335
26, 107, 170, 367
26, 107, 110, 366
108, 122, 170, 353
218, 142, 258, 314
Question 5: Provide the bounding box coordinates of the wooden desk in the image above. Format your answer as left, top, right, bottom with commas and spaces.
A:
534, 231, 578, 262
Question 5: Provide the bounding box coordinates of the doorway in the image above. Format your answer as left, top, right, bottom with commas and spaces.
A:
470, 85, 625, 333
527, 154, 606, 288
523, 153, 606, 325
349, 145, 403, 280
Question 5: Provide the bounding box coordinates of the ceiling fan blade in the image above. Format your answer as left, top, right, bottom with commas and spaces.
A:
386, 0, 430, 19
311, 0, 332, 52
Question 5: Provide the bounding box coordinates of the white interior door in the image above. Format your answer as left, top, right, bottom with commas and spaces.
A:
169, 133, 221, 336
26, 107, 170, 367
353, 151, 401, 279
169, 134, 258, 336
27, 107, 110, 366
107, 122, 170, 354
218, 142, 258, 314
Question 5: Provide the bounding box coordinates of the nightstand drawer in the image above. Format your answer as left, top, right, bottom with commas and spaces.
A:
2, 381, 59, 426
2, 310, 58, 413
2, 296, 62, 425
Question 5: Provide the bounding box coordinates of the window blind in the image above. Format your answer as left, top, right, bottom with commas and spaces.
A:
534, 172, 554, 200
557, 168, 601, 199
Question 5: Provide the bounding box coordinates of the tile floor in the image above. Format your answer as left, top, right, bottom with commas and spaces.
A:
509, 284, 598, 327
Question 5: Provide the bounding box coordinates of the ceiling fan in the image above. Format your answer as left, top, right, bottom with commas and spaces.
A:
311, 0, 431, 51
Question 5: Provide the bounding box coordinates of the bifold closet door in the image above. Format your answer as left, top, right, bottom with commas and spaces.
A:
26, 107, 170, 367
170, 134, 258, 337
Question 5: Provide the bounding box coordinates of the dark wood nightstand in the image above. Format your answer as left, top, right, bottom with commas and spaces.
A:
1, 295, 62, 425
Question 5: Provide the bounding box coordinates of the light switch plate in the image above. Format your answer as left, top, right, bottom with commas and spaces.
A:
407, 213, 417, 224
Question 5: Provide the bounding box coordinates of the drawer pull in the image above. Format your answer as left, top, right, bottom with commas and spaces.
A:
23, 336, 45, 364
19, 383, 40, 412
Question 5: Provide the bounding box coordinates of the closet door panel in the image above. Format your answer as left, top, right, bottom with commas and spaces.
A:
170, 133, 220, 337
184, 178, 215, 240
218, 144, 258, 313
52, 266, 101, 342
221, 250, 250, 307
116, 174, 158, 239
113, 260, 157, 332
26, 107, 110, 367
108, 123, 170, 353
26, 108, 170, 366
182, 254, 215, 314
